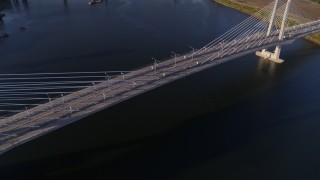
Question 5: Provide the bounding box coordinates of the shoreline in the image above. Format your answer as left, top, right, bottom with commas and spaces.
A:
214, 0, 320, 46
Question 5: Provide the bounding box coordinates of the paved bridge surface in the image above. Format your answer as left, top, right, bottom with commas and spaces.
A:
1, 0, 320, 154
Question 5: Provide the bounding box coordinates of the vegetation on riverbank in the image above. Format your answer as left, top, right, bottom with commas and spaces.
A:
310, 0, 320, 4
214, 0, 259, 15
214, 0, 320, 46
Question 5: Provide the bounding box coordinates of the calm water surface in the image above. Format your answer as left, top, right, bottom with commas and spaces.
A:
0, 0, 320, 179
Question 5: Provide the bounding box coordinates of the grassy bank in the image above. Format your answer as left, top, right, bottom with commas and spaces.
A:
310, 0, 320, 4
214, 0, 259, 15
214, 0, 320, 46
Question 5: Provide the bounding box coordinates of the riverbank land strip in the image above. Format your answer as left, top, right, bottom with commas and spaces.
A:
214, 0, 320, 45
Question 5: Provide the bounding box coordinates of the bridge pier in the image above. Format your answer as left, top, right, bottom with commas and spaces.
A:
256, 46, 284, 63
256, 0, 291, 64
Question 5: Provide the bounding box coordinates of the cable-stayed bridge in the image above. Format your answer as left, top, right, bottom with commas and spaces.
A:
1, 0, 320, 154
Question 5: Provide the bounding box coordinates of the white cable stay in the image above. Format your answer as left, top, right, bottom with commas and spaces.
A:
0, 0, 320, 127
0, 71, 132, 76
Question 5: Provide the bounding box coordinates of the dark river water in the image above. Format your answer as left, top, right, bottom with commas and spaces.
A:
1, 0, 320, 179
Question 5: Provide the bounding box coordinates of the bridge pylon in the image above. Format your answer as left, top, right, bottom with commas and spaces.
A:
256, 0, 292, 63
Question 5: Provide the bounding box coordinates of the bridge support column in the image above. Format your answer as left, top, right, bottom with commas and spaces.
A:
256, 0, 291, 63
256, 46, 284, 63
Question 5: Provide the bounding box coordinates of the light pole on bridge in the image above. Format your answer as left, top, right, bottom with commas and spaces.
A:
171, 51, 178, 67
152, 57, 159, 73
92, 82, 96, 91
69, 106, 73, 117
189, 46, 196, 61
105, 73, 112, 91
121, 72, 125, 80
219, 42, 224, 52
47, 93, 53, 109
132, 81, 136, 88
25, 107, 30, 117
61, 94, 65, 103
218, 42, 226, 58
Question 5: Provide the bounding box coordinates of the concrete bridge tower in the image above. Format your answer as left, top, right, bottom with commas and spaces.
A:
256, 0, 292, 63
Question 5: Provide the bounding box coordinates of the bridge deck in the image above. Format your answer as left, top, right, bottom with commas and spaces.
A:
1, 20, 320, 155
